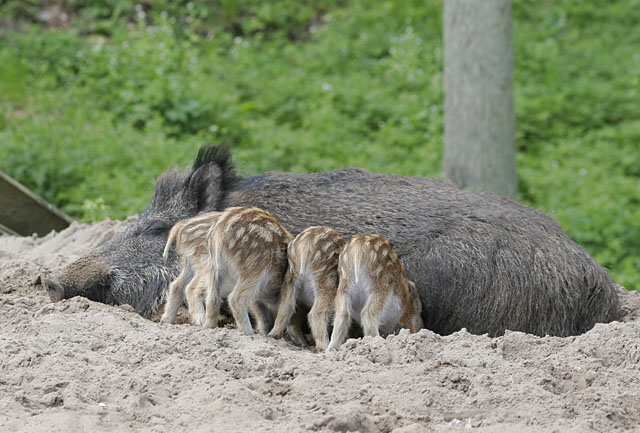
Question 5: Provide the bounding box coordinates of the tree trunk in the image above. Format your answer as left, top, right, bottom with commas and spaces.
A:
443, 0, 517, 199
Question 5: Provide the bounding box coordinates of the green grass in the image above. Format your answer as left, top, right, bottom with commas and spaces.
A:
0, 0, 638, 290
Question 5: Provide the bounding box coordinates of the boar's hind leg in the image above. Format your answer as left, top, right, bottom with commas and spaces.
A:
269, 268, 299, 339
250, 301, 275, 336
326, 283, 351, 351
360, 291, 385, 338
286, 310, 309, 347
203, 280, 222, 329
227, 278, 257, 335
185, 274, 207, 326
160, 266, 189, 324
203, 258, 223, 329
308, 289, 335, 351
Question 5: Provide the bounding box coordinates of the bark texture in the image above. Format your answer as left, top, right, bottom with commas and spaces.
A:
443, 0, 517, 199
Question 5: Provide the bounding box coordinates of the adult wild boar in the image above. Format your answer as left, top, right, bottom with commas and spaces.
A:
43, 145, 621, 337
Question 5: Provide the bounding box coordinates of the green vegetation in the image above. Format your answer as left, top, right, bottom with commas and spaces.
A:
0, 0, 638, 290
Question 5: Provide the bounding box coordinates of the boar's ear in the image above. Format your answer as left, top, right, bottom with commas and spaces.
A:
188, 144, 239, 212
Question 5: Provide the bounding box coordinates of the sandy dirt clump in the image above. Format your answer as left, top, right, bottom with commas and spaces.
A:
1, 220, 640, 433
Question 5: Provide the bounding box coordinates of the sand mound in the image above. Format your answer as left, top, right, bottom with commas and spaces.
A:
1, 220, 639, 432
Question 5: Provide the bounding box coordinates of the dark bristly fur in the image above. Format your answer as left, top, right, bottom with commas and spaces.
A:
44, 145, 241, 318
44, 145, 622, 337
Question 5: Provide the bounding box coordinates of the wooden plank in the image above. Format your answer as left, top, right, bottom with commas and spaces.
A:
0, 170, 74, 236
0, 221, 20, 236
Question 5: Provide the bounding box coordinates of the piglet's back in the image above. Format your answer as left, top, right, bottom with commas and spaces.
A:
214, 207, 292, 266
289, 226, 346, 276
341, 234, 407, 291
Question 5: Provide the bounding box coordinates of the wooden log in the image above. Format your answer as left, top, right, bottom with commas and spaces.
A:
0, 170, 74, 236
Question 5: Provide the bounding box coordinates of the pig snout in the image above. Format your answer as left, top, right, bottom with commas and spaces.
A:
41, 276, 65, 302
41, 253, 114, 303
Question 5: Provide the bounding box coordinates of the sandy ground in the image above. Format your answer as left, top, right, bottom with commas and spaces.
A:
1, 220, 640, 433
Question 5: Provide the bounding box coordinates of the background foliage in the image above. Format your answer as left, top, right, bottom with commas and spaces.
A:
0, 0, 638, 290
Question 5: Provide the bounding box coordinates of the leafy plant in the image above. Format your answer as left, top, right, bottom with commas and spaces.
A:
0, 0, 638, 290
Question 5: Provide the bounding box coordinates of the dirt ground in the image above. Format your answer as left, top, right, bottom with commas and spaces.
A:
1, 219, 639, 433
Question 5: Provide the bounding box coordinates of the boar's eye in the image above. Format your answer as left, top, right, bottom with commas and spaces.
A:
142, 221, 169, 236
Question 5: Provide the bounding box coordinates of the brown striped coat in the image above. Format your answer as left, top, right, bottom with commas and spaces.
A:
327, 234, 423, 351
203, 207, 292, 334
160, 211, 223, 325
269, 226, 346, 350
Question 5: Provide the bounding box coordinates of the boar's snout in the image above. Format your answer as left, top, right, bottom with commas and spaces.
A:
41, 276, 65, 302
42, 252, 114, 303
